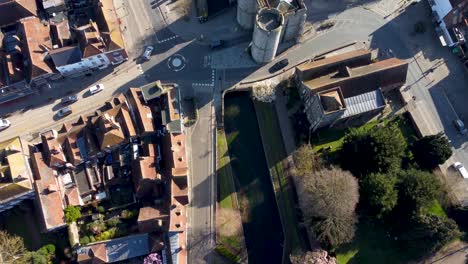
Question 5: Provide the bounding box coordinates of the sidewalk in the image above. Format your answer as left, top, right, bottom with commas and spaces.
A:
159, 3, 249, 43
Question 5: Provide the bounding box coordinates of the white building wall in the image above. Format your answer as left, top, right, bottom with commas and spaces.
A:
57, 53, 111, 76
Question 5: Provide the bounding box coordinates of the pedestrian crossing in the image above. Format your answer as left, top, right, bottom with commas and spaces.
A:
192, 70, 216, 88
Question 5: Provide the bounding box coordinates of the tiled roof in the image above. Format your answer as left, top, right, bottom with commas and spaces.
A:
170, 133, 187, 177
76, 22, 106, 58
41, 130, 67, 167
171, 179, 188, 206
169, 203, 186, 232
133, 156, 158, 180
31, 152, 66, 231
96, 0, 125, 50
19, 17, 55, 80
77, 234, 150, 263
127, 88, 154, 134
297, 49, 371, 72
49, 46, 82, 67
0, 184, 31, 202
65, 186, 82, 206
0, 0, 37, 27
138, 206, 168, 221
303, 57, 408, 98
0, 137, 34, 201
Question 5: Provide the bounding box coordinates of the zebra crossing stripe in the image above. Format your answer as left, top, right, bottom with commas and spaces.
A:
158, 35, 179, 44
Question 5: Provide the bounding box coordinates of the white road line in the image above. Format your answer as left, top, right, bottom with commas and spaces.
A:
157, 35, 179, 44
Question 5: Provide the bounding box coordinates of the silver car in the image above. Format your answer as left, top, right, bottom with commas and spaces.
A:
0, 118, 11, 130
142, 46, 154, 60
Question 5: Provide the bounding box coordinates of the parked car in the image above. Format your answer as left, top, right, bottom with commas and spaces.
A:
0, 118, 11, 130
269, 59, 289, 73
210, 40, 224, 50
60, 94, 78, 105
89, 84, 104, 95
453, 119, 467, 134
57, 106, 72, 118
142, 46, 154, 60
454, 162, 468, 179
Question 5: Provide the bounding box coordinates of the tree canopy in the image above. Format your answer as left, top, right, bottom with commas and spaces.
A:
398, 169, 442, 214
340, 123, 406, 176
360, 173, 398, 218
64, 206, 82, 224
297, 167, 359, 248
411, 133, 452, 170
399, 214, 461, 255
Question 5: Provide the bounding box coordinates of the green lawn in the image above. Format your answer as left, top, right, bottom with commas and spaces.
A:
426, 200, 447, 218
312, 116, 416, 155
216, 129, 235, 209
254, 101, 307, 254
336, 223, 413, 264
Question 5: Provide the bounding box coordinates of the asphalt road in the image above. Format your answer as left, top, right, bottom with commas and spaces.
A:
2, 0, 468, 263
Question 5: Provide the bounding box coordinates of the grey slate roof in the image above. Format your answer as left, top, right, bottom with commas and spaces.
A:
49, 46, 82, 67
105, 233, 150, 263
168, 232, 179, 264
342, 89, 385, 118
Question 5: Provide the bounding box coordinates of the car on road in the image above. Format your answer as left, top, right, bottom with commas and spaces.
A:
453, 119, 467, 134
142, 46, 154, 60
269, 59, 289, 73
57, 106, 72, 118
0, 118, 11, 130
210, 40, 224, 50
454, 162, 468, 179
89, 84, 104, 95
60, 94, 78, 105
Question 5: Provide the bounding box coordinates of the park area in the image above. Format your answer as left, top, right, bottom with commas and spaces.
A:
221, 92, 284, 264
307, 114, 453, 263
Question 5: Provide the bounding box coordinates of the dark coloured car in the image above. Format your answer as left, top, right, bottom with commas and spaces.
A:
210, 40, 224, 50
57, 106, 72, 118
269, 59, 289, 73
60, 94, 78, 105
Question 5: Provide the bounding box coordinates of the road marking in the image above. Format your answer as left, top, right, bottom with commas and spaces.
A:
167, 54, 187, 72
192, 70, 216, 88
203, 56, 212, 68
157, 35, 179, 44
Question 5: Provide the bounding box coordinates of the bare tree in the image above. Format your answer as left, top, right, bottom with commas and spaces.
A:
251, 80, 277, 103
297, 167, 359, 248
293, 144, 323, 177
0, 230, 27, 263
290, 249, 337, 264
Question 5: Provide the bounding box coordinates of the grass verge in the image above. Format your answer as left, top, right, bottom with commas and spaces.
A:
216, 129, 245, 261
336, 223, 412, 264
254, 101, 307, 254
217, 129, 235, 209
312, 115, 417, 157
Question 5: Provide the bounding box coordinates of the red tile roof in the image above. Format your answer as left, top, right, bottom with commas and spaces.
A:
65, 187, 81, 206
0, 0, 37, 27
19, 17, 55, 80
127, 88, 154, 134
170, 133, 187, 177
31, 152, 66, 231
